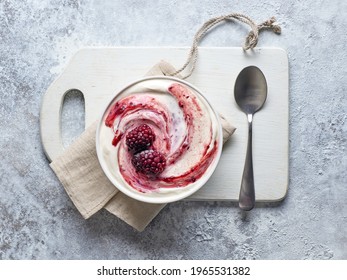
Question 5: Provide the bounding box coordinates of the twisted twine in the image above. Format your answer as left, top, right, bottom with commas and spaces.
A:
170, 13, 281, 79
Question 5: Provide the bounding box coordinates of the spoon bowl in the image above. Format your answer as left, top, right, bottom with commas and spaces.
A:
234, 67, 267, 114
234, 66, 267, 211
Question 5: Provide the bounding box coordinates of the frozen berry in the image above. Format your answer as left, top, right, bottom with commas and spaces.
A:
132, 150, 166, 176
125, 124, 155, 153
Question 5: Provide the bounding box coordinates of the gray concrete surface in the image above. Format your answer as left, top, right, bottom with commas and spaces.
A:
0, 0, 346, 260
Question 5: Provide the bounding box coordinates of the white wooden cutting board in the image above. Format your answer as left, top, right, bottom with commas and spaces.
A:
40, 47, 288, 202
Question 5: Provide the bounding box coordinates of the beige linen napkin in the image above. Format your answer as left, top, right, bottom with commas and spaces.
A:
50, 61, 236, 231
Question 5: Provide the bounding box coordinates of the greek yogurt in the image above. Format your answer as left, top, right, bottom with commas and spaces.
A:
97, 77, 222, 203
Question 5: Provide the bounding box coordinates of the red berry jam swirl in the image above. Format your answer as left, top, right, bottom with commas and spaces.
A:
103, 82, 219, 193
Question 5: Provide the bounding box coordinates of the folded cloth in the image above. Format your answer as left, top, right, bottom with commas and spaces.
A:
50, 61, 236, 231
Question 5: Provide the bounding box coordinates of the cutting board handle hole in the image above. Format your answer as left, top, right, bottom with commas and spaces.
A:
61, 89, 85, 148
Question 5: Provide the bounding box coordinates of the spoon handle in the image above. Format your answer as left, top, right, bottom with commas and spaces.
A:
239, 114, 255, 211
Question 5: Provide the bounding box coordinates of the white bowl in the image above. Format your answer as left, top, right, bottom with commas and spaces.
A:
96, 76, 223, 204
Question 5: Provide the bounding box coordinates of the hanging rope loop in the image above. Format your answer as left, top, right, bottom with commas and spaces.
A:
170, 13, 281, 79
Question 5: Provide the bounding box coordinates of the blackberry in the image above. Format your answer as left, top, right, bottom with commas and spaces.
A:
125, 124, 155, 153
132, 150, 166, 176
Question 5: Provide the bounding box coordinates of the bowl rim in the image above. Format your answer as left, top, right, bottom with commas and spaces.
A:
96, 75, 223, 204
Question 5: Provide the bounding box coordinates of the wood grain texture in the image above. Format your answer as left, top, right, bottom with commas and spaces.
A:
40, 47, 289, 201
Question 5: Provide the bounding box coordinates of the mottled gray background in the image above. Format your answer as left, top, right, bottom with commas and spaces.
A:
0, 0, 346, 260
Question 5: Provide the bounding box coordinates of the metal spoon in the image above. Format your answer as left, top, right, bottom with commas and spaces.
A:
234, 66, 267, 211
